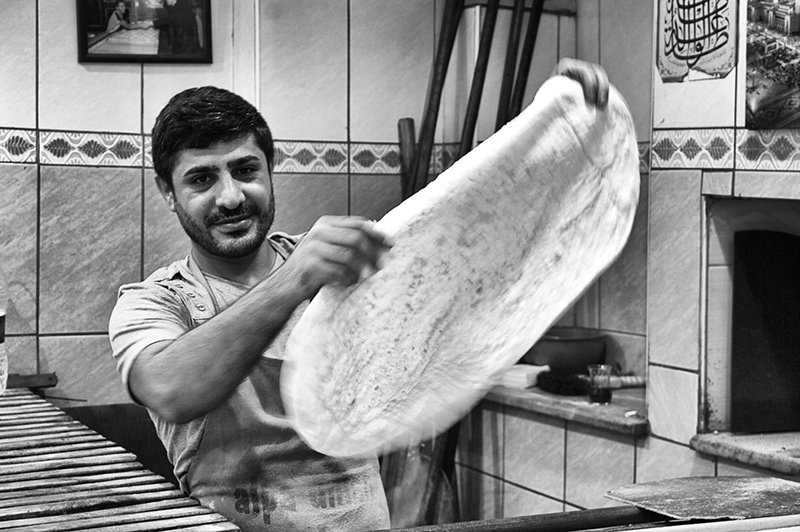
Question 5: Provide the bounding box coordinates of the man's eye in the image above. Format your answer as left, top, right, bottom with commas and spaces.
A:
192, 174, 212, 185
234, 167, 256, 177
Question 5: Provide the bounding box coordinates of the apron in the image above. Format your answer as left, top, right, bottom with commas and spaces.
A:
183, 243, 390, 532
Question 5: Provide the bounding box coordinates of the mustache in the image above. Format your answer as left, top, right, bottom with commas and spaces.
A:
205, 204, 261, 226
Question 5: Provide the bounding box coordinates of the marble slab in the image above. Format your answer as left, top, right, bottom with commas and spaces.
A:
485, 386, 647, 436
691, 432, 800, 476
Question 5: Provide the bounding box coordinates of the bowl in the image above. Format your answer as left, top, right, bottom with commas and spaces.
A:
520, 327, 607, 374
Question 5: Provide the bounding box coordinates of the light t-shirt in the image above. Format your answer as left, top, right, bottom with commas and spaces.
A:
108, 235, 390, 532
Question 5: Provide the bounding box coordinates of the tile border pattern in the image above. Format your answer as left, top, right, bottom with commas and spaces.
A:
2, 129, 652, 174
735, 129, 800, 171
0, 128, 37, 164
651, 129, 735, 169
39, 131, 144, 167
651, 128, 800, 171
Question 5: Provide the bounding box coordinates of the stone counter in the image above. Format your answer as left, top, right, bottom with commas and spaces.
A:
484, 385, 648, 436
691, 432, 800, 477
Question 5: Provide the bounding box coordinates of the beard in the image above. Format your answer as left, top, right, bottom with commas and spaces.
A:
174, 195, 275, 259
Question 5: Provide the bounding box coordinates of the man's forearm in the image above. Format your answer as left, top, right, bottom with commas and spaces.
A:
129, 269, 306, 423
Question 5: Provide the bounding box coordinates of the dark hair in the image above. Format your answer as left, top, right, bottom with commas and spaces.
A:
151, 86, 275, 191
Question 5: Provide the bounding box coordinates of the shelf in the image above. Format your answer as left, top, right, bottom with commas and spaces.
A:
484, 385, 648, 436
691, 431, 800, 476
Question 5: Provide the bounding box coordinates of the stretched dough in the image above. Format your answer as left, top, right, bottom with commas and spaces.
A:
281, 76, 640, 457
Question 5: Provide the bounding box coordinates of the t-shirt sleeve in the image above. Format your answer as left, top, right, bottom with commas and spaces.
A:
108, 282, 191, 400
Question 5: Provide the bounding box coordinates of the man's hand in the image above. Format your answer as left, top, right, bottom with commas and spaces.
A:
282, 216, 393, 299
553, 58, 609, 110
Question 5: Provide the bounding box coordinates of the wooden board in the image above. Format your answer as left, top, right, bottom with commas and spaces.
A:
606, 476, 800, 520
0, 389, 240, 531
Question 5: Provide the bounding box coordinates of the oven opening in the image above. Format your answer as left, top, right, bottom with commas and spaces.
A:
731, 229, 800, 433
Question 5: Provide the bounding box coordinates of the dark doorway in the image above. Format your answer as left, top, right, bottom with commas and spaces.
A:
731, 230, 800, 433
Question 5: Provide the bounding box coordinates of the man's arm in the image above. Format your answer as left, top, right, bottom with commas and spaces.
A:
126, 216, 391, 424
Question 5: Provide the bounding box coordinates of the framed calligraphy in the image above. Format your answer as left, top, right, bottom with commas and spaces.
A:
657, 0, 737, 82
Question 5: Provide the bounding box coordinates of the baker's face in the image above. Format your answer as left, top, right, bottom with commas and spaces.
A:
165, 134, 275, 259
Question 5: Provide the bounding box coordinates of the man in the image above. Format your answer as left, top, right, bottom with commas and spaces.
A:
107, 1, 151, 33
109, 85, 392, 531
151, 0, 201, 55
109, 58, 608, 531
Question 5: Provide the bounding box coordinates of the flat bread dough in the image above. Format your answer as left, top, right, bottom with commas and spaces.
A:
281, 76, 640, 457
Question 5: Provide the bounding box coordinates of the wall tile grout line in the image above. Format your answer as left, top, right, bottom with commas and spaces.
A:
34, 0, 42, 375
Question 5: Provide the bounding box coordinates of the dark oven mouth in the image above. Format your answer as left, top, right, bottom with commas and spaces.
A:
705, 197, 800, 433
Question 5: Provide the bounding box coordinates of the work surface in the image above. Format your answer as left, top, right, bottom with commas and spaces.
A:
0, 388, 238, 531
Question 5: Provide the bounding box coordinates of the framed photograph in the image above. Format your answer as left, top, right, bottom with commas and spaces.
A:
77, 0, 212, 64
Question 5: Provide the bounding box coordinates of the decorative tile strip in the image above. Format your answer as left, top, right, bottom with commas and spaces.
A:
0, 128, 37, 163
16, 132, 598, 177
651, 129, 734, 169
408, 143, 460, 177
143, 135, 153, 169
434, 142, 460, 175
273, 141, 348, 174
736, 129, 800, 171
350, 143, 401, 174
638, 141, 650, 174
39, 131, 143, 167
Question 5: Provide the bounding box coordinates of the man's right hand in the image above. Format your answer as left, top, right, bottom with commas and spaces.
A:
125, 216, 393, 423
281, 216, 394, 300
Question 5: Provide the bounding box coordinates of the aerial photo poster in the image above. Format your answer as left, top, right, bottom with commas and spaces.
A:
746, 1, 800, 129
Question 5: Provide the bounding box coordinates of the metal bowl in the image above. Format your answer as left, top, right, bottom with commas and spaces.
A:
520, 327, 607, 374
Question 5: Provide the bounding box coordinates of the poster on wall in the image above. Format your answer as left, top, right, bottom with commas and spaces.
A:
77, 0, 212, 64
657, 0, 738, 82
746, 1, 800, 129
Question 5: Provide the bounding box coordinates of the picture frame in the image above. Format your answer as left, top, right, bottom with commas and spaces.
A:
77, 0, 212, 64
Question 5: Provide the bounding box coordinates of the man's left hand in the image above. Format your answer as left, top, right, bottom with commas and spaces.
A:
553, 58, 609, 110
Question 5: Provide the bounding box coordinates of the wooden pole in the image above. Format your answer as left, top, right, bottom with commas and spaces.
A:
494, 0, 525, 131
458, 0, 501, 160
508, 0, 545, 119
398, 118, 417, 200
410, 0, 465, 195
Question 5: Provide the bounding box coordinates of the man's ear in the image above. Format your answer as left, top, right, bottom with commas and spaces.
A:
155, 175, 176, 212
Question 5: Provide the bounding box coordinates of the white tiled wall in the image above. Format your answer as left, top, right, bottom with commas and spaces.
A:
647, 169, 702, 370
648, 365, 700, 443
504, 409, 565, 500
600, 0, 653, 142
0, 0, 36, 129
259, 0, 349, 141
350, 0, 436, 143
635, 436, 715, 483
39, 5, 142, 133
652, 74, 738, 130
565, 424, 635, 509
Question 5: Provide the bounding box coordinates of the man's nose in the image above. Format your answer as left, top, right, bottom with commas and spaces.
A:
216, 175, 245, 209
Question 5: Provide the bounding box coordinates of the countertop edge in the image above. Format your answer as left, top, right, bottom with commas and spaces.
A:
484, 385, 649, 436
690, 432, 800, 476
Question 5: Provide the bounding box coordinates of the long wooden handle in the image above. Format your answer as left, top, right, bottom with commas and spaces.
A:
494, 0, 525, 131
508, 0, 545, 119
458, 0, 501, 160
410, 0, 465, 195
398, 118, 417, 200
